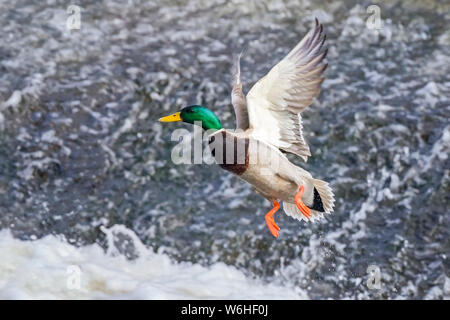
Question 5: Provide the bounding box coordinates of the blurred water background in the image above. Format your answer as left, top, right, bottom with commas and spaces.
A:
0, 0, 449, 299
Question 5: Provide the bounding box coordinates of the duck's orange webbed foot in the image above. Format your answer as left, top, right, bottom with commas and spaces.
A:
294, 185, 311, 219
265, 201, 280, 238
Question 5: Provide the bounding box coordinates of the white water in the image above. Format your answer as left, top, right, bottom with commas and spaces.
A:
0, 227, 305, 299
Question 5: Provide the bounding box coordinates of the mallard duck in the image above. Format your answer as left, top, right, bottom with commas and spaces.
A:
159, 19, 334, 237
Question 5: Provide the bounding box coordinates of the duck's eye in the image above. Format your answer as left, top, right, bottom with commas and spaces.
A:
186, 109, 194, 113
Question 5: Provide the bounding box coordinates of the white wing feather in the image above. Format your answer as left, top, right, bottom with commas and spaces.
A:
246, 19, 328, 161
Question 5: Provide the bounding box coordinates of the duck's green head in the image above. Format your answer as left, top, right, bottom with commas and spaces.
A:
159, 105, 222, 131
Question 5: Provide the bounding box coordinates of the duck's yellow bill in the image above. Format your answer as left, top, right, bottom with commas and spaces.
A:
159, 112, 181, 122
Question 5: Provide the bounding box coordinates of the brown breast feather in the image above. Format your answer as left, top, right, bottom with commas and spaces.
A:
208, 131, 249, 175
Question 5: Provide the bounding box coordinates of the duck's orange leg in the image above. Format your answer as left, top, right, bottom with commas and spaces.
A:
294, 185, 311, 219
265, 201, 281, 238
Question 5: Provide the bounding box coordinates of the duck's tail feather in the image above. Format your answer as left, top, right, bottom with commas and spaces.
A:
283, 202, 317, 222
311, 178, 335, 214
283, 179, 334, 223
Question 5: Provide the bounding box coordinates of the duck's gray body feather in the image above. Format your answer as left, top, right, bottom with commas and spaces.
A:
208, 129, 334, 222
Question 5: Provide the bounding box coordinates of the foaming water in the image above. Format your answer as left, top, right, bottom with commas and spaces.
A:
0, 226, 304, 299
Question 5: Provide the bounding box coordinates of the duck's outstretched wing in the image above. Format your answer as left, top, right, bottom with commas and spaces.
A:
231, 52, 249, 130
246, 19, 327, 161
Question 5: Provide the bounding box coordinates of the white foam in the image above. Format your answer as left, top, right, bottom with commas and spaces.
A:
0, 228, 305, 300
